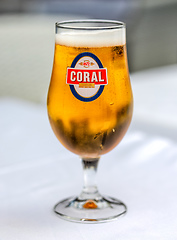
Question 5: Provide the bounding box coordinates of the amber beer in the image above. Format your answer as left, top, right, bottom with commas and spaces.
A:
47, 28, 133, 158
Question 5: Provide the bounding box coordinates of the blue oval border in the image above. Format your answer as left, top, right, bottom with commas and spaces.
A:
69, 52, 105, 102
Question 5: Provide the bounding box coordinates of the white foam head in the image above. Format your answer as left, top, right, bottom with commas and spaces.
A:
55, 28, 126, 47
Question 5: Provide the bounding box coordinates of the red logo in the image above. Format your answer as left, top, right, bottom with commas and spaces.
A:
66, 52, 108, 102
79, 60, 95, 68
66, 68, 108, 85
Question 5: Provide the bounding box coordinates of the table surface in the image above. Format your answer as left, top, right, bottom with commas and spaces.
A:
0, 64, 177, 239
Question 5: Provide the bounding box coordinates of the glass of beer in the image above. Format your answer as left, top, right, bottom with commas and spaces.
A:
47, 20, 133, 223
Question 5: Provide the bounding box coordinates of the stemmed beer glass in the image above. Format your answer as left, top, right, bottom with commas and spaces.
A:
47, 20, 133, 223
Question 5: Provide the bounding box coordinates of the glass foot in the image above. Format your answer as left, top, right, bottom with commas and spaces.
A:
54, 195, 127, 223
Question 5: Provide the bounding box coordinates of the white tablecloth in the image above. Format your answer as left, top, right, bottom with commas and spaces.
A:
0, 64, 177, 239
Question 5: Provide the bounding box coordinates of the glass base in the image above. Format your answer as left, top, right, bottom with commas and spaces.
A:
54, 195, 127, 223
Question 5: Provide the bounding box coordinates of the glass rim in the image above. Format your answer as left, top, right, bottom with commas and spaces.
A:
55, 19, 125, 30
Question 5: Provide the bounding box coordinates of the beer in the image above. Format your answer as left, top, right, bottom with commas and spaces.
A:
47, 28, 133, 158
48, 20, 133, 223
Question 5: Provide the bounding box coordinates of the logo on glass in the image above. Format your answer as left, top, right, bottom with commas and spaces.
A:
66, 52, 108, 102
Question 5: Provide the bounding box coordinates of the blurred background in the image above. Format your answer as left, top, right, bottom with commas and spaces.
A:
0, 0, 177, 103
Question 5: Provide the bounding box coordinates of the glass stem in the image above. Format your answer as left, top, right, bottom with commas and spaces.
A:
79, 157, 101, 200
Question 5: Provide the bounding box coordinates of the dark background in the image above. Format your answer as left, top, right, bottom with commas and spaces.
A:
1, 0, 177, 72
0, 0, 177, 102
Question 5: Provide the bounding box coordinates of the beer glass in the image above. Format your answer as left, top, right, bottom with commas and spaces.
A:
47, 20, 133, 223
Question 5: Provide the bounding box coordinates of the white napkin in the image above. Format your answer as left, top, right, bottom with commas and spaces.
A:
0, 92, 177, 239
